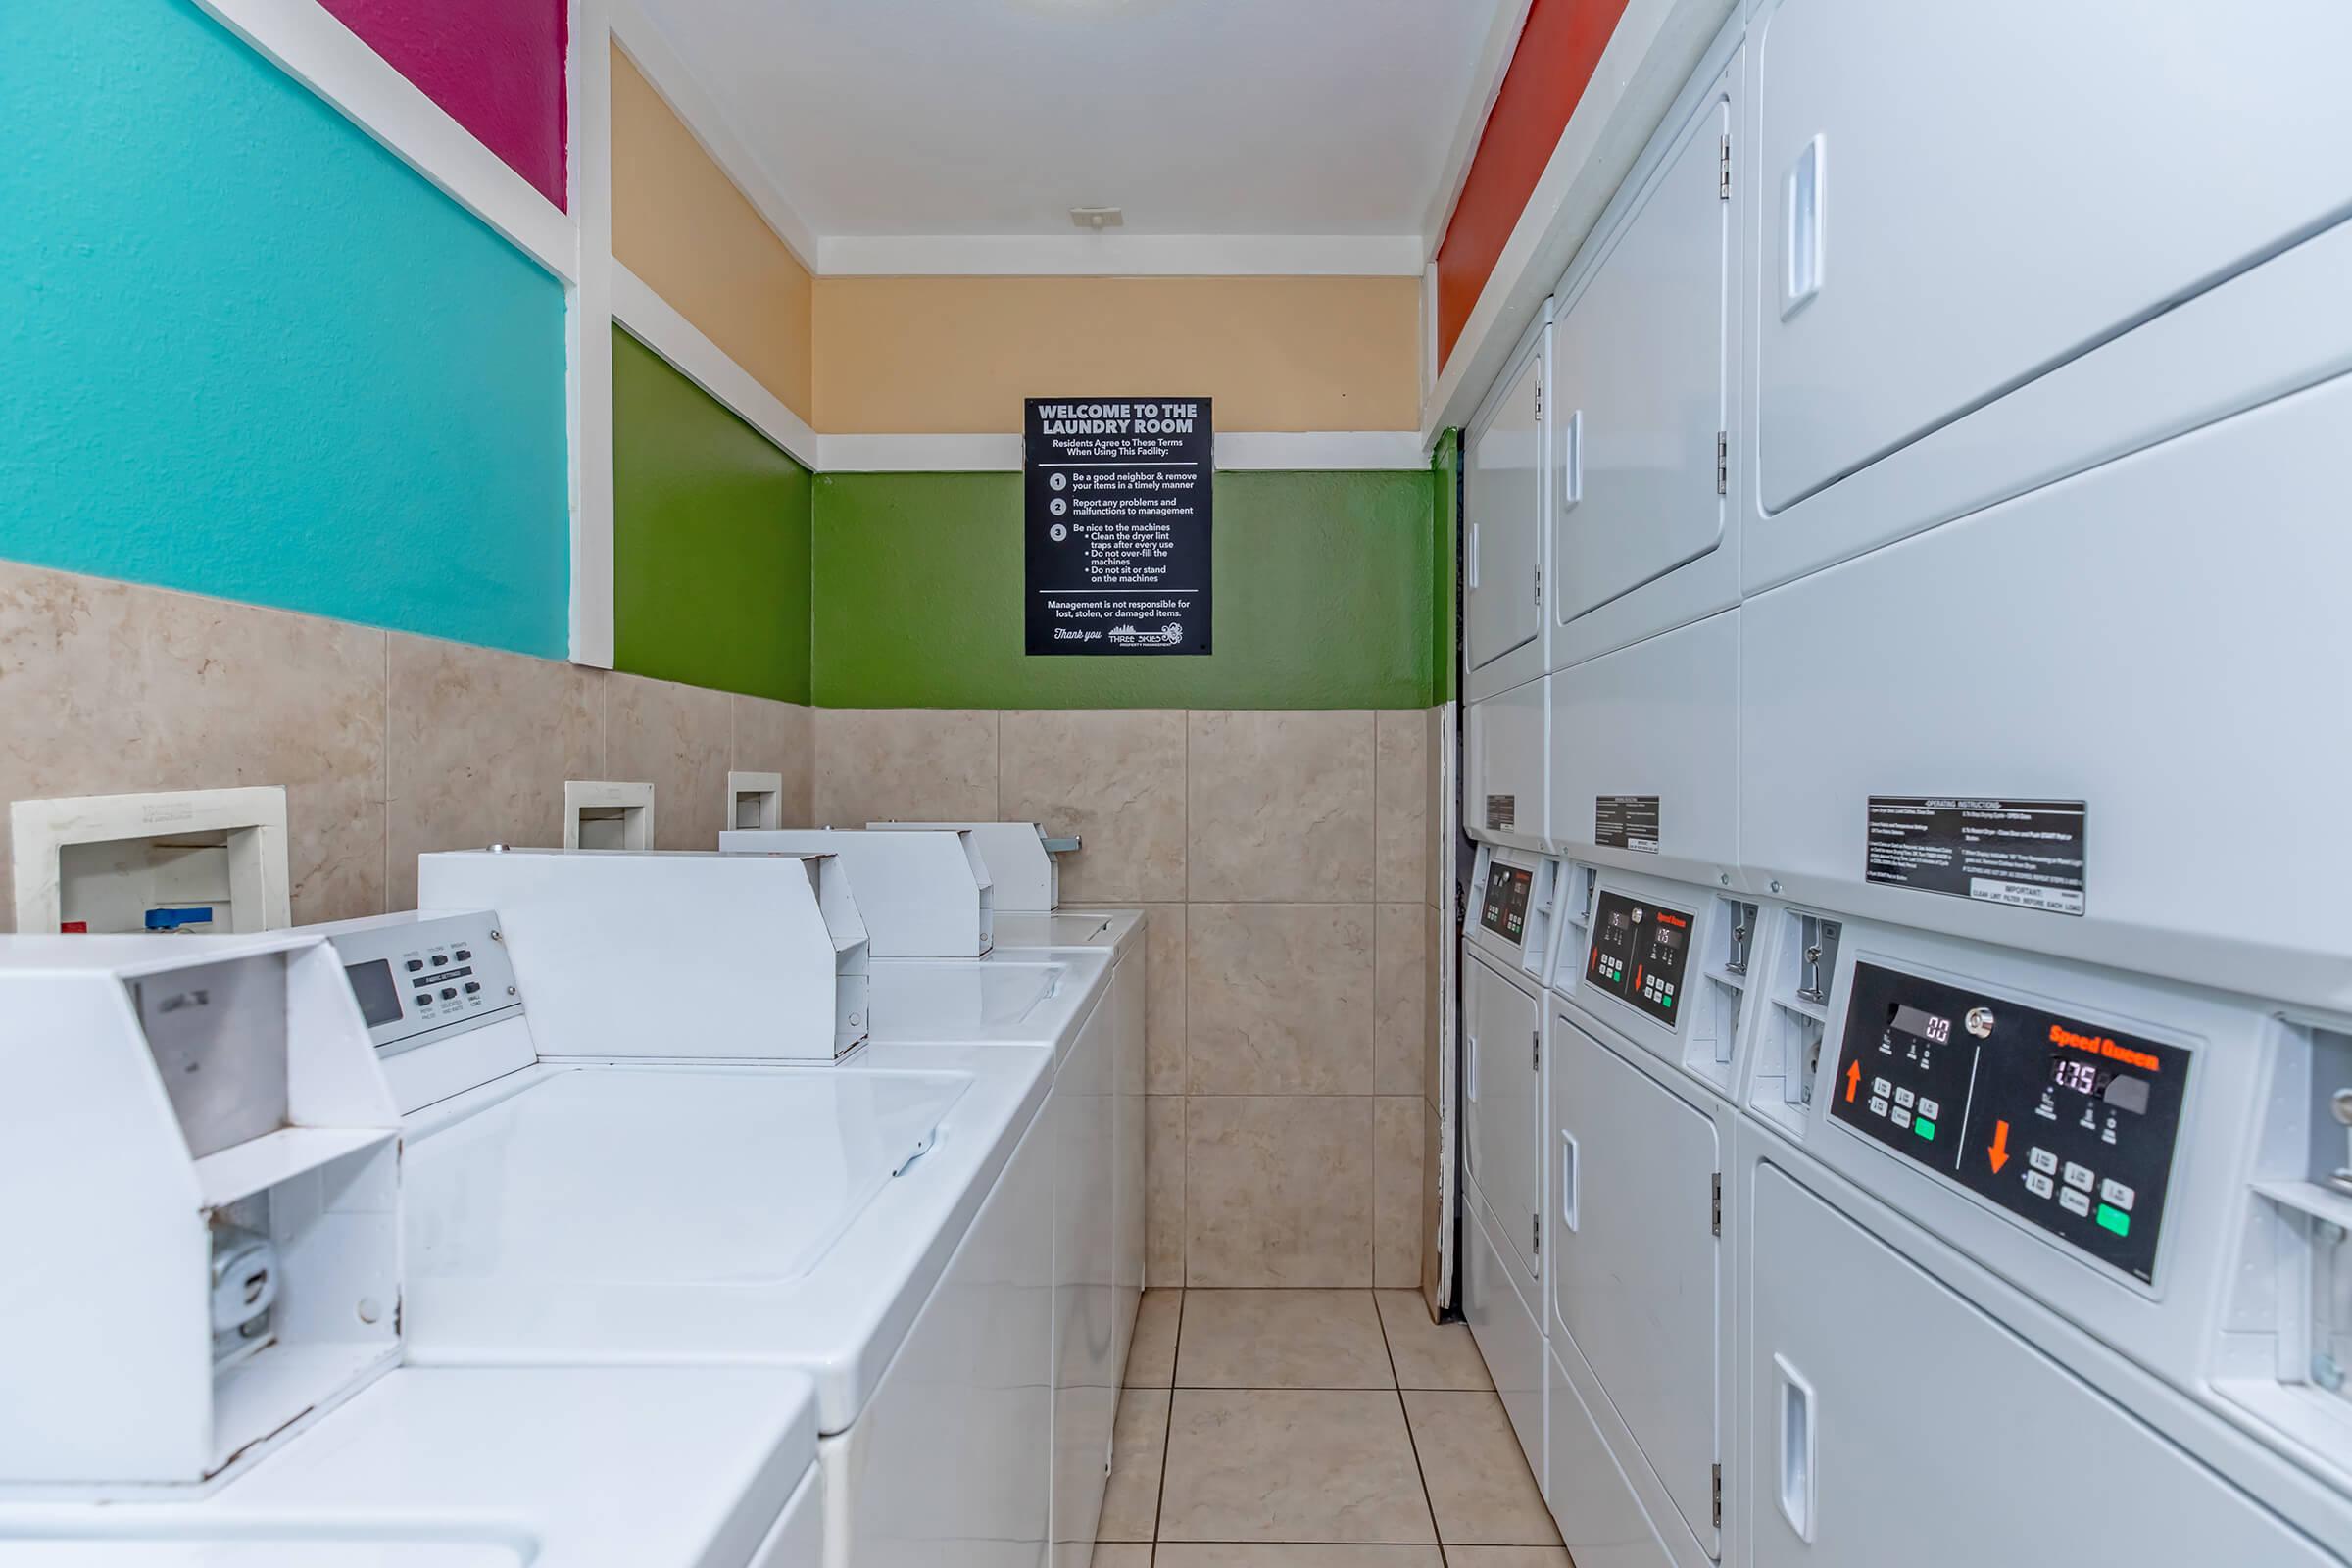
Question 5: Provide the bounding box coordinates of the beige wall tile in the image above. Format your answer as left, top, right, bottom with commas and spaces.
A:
1186, 710, 1373, 902
999, 709, 1186, 903
607, 674, 734, 851
1186, 1096, 1371, 1287
729, 696, 812, 827
1374, 902, 1428, 1097
1148, 1095, 1187, 1287
1424, 706, 1447, 908
1187, 904, 1373, 1095
137, 584, 388, 926
812, 708, 998, 826
386, 634, 604, 908
1373, 1097, 1424, 1289
1138, 902, 1188, 1093
1374, 710, 1428, 904
0, 564, 160, 930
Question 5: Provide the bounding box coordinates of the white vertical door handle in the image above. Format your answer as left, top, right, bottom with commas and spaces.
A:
1559, 409, 1584, 510
1783, 134, 1827, 318
1558, 1128, 1580, 1233
1466, 521, 1481, 589
1775, 1353, 1818, 1543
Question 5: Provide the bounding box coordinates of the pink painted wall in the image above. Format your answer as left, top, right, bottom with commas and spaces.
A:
318, 0, 568, 210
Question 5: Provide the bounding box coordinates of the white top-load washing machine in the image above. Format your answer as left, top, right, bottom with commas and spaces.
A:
721, 828, 995, 957
816, 819, 1148, 1568
866, 821, 1080, 914
303, 850, 1112, 1568
0, 932, 824, 1568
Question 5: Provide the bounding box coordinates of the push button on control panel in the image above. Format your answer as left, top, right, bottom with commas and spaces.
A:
2029, 1147, 2058, 1176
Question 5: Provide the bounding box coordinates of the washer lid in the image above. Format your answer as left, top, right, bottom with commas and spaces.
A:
868, 959, 1070, 1041
0, 1366, 817, 1568
406, 1065, 971, 1285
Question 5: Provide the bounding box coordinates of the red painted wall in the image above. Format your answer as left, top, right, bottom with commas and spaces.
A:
1435, 0, 1628, 368
318, 0, 568, 210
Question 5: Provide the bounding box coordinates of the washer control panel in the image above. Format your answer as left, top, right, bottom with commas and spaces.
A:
1584, 891, 1693, 1028
328, 911, 522, 1058
1831, 961, 2190, 1284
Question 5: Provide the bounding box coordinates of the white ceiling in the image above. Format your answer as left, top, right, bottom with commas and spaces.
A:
637, 0, 1513, 245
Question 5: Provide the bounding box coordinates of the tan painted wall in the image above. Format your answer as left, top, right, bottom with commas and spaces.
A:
611, 45, 814, 423
812, 274, 1422, 434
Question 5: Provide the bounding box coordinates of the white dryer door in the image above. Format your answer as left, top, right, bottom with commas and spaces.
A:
1465, 955, 1543, 1283
1755, 0, 2352, 513
1549, 1018, 1720, 1557
1746, 1163, 2336, 1568
1465, 343, 1545, 670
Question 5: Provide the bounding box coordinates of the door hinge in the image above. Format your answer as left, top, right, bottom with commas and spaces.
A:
1533, 1029, 1541, 1073
1715, 431, 1729, 496
1534, 380, 1543, 419
1712, 1463, 1723, 1527
1711, 1173, 1723, 1236
1719, 134, 1731, 200
1533, 1212, 1542, 1258
1533, 563, 1542, 606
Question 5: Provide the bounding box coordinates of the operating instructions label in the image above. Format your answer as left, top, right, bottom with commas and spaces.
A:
1595, 795, 1661, 854
1025, 397, 1212, 655
1866, 797, 2087, 916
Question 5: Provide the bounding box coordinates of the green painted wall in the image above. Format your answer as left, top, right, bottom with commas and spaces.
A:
612, 325, 812, 704
1430, 429, 1461, 706
812, 469, 1437, 709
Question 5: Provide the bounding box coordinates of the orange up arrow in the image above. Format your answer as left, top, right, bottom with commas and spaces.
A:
1988, 1119, 2012, 1173
1844, 1060, 1861, 1104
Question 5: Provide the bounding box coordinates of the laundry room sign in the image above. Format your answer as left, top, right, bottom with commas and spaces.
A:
1023, 396, 1212, 655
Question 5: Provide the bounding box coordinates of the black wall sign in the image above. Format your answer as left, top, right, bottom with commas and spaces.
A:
1024, 397, 1212, 655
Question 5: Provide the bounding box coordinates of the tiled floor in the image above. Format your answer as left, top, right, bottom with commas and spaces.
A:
1099, 1289, 1566, 1566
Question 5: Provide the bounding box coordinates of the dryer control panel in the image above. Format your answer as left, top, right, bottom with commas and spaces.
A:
1479, 861, 1534, 944
1583, 891, 1693, 1027
1831, 962, 2190, 1284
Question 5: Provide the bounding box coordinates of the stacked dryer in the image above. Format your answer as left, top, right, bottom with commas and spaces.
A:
1467, 0, 2352, 1562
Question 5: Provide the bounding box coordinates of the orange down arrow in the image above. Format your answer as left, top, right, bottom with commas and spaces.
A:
1988, 1118, 2012, 1173
1844, 1060, 1860, 1103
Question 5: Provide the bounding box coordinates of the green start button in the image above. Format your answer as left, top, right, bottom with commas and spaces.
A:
2096, 1203, 2131, 1237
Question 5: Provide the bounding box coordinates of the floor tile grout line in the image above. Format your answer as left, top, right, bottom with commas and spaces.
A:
1151, 1286, 1185, 1547
1375, 1288, 1450, 1553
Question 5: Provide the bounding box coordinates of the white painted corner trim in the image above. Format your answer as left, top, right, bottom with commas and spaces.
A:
612, 263, 820, 469
817, 430, 1429, 473
607, 0, 823, 274
193, 0, 575, 284
817, 231, 1430, 279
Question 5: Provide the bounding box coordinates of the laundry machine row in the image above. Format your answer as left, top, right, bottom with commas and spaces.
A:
1461, 0, 2352, 1020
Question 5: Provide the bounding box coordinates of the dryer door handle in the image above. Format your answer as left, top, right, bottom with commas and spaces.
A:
1775, 1352, 1818, 1543
1558, 1128, 1580, 1233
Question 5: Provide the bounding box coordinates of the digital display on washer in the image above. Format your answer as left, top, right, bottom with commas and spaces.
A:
1582, 891, 1693, 1027
342, 958, 404, 1029
1830, 961, 2189, 1284
1479, 863, 1534, 944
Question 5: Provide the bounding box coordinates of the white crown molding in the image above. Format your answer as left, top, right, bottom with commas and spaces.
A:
816, 232, 1429, 278
1422, 0, 1538, 248
818, 431, 1427, 473
606, 0, 823, 274
193, 0, 575, 283
1422, 0, 1735, 445
612, 263, 820, 470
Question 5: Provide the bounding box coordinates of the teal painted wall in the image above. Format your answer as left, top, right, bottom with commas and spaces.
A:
812, 469, 1437, 709
612, 326, 812, 703
0, 0, 570, 657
